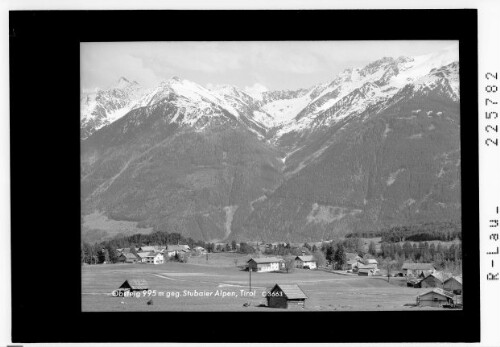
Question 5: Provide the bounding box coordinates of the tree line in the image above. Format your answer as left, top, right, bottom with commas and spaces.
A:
346, 220, 462, 243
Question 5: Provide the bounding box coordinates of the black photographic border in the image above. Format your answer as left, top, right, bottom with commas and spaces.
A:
10, 9, 479, 343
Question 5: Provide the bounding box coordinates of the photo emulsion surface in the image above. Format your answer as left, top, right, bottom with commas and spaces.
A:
81, 41, 462, 312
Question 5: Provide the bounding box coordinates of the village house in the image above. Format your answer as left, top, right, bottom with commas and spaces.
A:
117, 252, 140, 263
443, 275, 462, 295
420, 272, 448, 288
363, 258, 378, 268
247, 257, 285, 272
294, 255, 317, 269
141, 252, 164, 264
117, 279, 149, 294
266, 284, 308, 309
136, 251, 152, 262
165, 245, 189, 258
417, 288, 456, 307
347, 260, 363, 271
192, 246, 207, 254
401, 263, 435, 277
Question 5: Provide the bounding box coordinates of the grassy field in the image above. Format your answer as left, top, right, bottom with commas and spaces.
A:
82, 253, 453, 312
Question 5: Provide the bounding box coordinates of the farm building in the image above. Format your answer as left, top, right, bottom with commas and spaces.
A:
118, 252, 140, 263
165, 245, 189, 257
266, 284, 307, 309
141, 252, 164, 264
401, 263, 435, 277
363, 258, 378, 268
295, 255, 317, 269
247, 257, 285, 272
136, 252, 151, 262
347, 260, 363, 271
420, 272, 448, 288
443, 275, 462, 294
117, 279, 149, 294
358, 268, 375, 276
417, 288, 456, 307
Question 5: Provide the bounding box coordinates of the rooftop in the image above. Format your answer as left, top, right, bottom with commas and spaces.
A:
295, 255, 315, 262
268, 284, 307, 300
248, 257, 285, 264
402, 263, 435, 270
418, 287, 455, 299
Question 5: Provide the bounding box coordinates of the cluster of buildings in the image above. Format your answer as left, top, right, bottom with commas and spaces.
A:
345, 253, 380, 275
116, 244, 206, 265
245, 255, 319, 273
400, 262, 463, 308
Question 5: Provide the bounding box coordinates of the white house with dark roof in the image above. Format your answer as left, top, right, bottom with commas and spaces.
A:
295, 255, 317, 269
141, 252, 164, 264
247, 257, 285, 272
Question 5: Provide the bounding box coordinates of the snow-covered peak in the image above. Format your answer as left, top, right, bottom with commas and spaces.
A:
112, 76, 140, 90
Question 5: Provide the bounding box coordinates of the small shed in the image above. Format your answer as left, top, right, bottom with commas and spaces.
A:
118, 279, 149, 293
417, 288, 455, 307
443, 275, 462, 295
266, 284, 307, 309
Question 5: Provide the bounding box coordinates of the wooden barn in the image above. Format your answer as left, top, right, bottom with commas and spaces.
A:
117, 279, 149, 294
443, 275, 462, 294
247, 257, 285, 272
266, 284, 307, 309
420, 272, 448, 288
417, 288, 455, 307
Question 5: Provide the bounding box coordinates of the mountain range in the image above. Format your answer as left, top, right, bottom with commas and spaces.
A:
81, 46, 461, 243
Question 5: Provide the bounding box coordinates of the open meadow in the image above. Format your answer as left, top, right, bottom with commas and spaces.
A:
82, 253, 452, 312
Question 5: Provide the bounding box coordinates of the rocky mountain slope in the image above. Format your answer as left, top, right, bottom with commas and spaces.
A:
81, 47, 461, 242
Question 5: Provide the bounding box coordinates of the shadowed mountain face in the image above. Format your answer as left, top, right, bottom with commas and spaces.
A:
81, 49, 461, 242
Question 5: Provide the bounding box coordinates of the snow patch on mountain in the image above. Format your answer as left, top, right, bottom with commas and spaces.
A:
223, 205, 238, 240
387, 169, 405, 186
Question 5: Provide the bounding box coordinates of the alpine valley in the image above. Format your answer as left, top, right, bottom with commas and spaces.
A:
81, 46, 461, 243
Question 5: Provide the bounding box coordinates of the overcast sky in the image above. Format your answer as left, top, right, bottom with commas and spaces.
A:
81, 41, 458, 93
